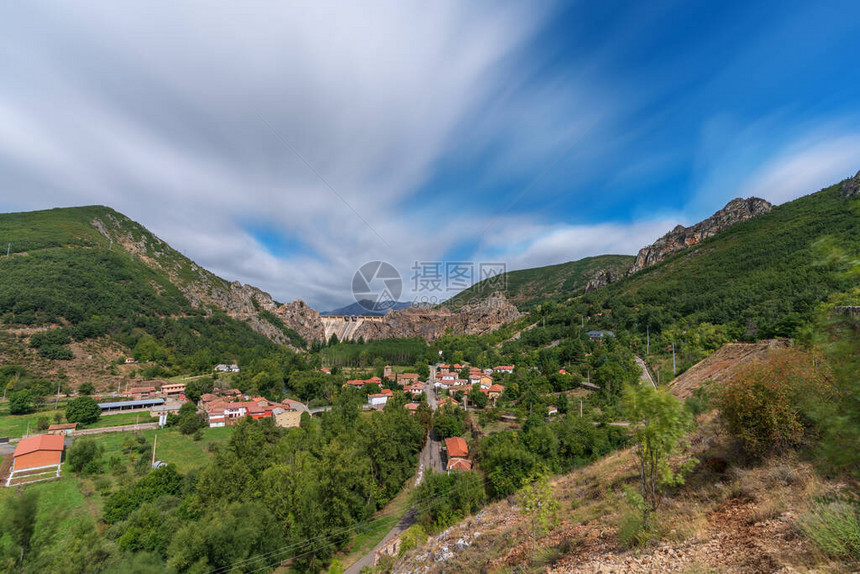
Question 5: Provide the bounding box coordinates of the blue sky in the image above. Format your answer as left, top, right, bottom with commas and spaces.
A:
1, 1, 859, 309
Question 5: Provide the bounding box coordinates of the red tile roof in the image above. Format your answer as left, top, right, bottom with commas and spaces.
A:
444, 436, 469, 459
489, 384, 505, 393
446, 458, 472, 471
14, 434, 65, 457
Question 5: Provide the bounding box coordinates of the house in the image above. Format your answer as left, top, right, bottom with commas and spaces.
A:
320, 368, 331, 375
273, 407, 302, 428
451, 378, 470, 388
47, 423, 77, 436
204, 396, 295, 427
125, 386, 156, 398
383, 365, 393, 380
587, 330, 615, 341
493, 365, 514, 374
547, 405, 559, 416
124, 357, 138, 364
558, 369, 569, 375
439, 372, 457, 382
444, 436, 469, 458
404, 402, 420, 415
161, 383, 186, 398
488, 384, 504, 405
446, 458, 472, 472
438, 364, 451, 372
199, 393, 219, 405
452, 364, 465, 371
438, 396, 459, 408
214, 363, 240, 373
7, 434, 65, 487
396, 373, 420, 386
367, 393, 389, 407
404, 382, 425, 396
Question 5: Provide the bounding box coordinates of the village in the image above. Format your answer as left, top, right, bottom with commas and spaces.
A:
1, 359, 533, 489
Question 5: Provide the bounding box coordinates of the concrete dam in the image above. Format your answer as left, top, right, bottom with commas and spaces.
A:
320, 315, 384, 341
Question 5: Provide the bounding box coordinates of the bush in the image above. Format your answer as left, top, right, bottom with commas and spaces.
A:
36, 417, 49, 431
66, 396, 102, 425
68, 439, 104, 474
798, 499, 860, 561
717, 348, 828, 458
37, 345, 74, 360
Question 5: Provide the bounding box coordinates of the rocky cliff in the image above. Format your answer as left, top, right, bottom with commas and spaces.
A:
584, 267, 625, 293
841, 170, 860, 198
629, 197, 772, 274
352, 293, 521, 342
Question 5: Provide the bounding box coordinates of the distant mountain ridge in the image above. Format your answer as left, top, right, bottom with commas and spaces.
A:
321, 300, 413, 316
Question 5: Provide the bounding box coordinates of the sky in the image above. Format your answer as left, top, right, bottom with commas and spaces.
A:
1, 0, 859, 310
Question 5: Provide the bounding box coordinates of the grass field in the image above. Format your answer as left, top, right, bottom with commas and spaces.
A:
0, 407, 65, 438
88, 411, 158, 428
89, 426, 230, 473
0, 408, 158, 439
0, 468, 96, 549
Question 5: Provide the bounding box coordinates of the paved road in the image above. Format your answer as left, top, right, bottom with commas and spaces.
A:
635, 355, 657, 389
344, 508, 417, 574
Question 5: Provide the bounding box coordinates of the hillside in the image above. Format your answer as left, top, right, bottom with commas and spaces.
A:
443, 255, 634, 310
0, 206, 315, 389
580, 177, 860, 341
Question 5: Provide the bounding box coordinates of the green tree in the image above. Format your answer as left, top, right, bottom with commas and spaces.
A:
78, 381, 95, 395
65, 396, 102, 425
67, 438, 104, 474
0, 489, 39, 565
519, 475, 559, 548
468, 385, 488, 409
624, 385, 696, 524
8, 389, 35, 415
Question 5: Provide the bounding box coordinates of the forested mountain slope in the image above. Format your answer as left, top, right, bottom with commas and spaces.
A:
581, 176, 860, 341
443, 254, 634, 311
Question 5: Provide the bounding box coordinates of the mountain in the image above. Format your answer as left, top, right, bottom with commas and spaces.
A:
0, 205, 317, 348
321, 300, 413, 316
581, 175, 860, 339
442, 254, 635, 310
628, 196, 773, 274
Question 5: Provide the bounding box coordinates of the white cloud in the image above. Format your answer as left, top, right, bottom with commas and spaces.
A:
737, 134, 860, 204
0, 1, 559, 308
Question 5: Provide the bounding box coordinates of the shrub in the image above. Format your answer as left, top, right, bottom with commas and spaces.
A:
717, 348, 828, 458
36, 417, 49, 431
37, 345, 74, 360
798, 499, 860, 561
68, 439, 104, 474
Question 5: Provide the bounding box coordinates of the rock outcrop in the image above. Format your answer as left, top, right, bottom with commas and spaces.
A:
273, 299, 326, 343
629, 197, 772, 274
841, 170, 860, 198
585, 268, 624, 293
352, 293, 521, 342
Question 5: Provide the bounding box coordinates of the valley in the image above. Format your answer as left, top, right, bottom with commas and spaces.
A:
0, 172, 858, 573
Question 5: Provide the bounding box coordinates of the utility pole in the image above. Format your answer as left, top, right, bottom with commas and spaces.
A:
55, 379, 61, 409
579, 398, 583, 418
646, 325, 650, 356
672, 343, 676, 375
151, 433, 157, 467
5, 243, 9, 257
